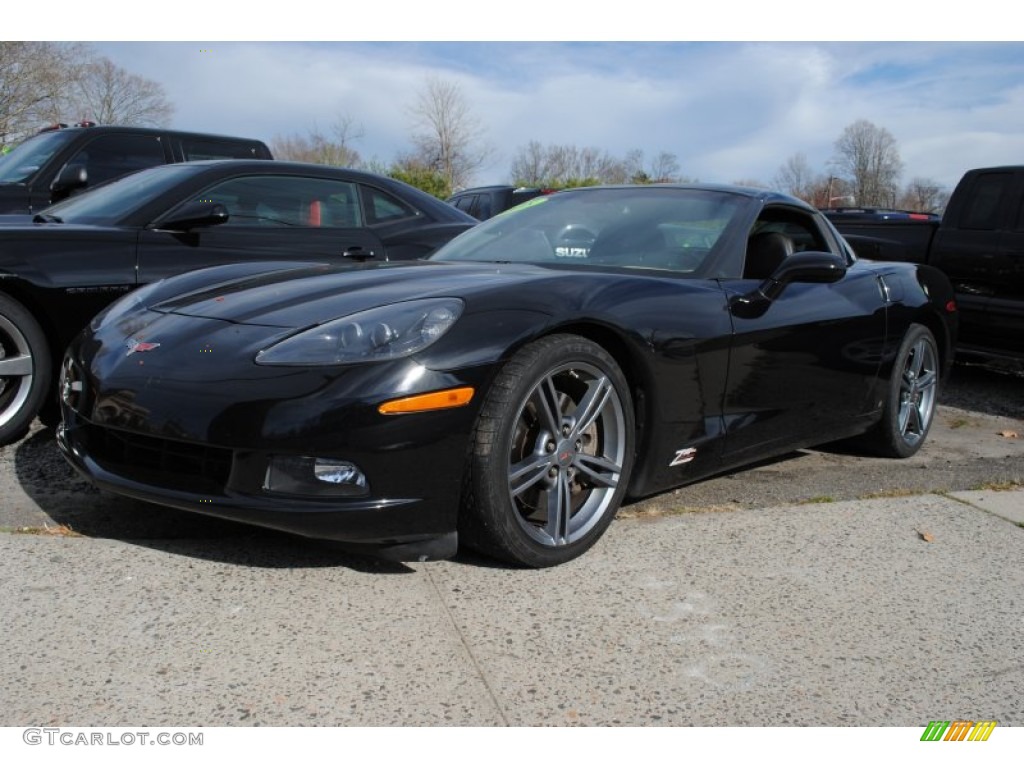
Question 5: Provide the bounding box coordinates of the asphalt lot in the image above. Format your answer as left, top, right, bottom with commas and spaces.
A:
0, 364, 1021, 726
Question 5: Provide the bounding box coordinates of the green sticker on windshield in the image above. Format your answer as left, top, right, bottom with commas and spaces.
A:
497, 196, 550, 216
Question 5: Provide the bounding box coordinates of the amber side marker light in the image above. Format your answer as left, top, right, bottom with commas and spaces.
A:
379, 387, 475, 415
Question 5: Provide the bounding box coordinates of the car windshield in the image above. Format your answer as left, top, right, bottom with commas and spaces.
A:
0, 131, 77, 183
41, 163, 201, 224
430, 187, 744, 275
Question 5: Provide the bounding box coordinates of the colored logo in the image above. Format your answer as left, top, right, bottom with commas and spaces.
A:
920, 720, 997, 741
125, 338, 161, 356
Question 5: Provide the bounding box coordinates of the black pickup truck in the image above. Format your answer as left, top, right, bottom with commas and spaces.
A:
446, 185, 552, 220
0, 123, 273, 215
825, 167, 1024, 370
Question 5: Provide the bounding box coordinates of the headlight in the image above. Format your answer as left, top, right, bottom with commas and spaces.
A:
255, 298, 464, 366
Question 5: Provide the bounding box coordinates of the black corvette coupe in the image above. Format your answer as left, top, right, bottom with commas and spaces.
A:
58, 185, 958, 567
0, 159, 476, 444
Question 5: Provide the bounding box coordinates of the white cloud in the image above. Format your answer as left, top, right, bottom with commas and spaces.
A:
81, 41, 1024, 192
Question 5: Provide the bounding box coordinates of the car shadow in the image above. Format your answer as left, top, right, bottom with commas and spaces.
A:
940, 363, 1024, 420
12, 428, 416, 574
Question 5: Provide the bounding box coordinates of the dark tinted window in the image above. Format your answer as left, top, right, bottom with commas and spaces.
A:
1014, 187, 1024, 232
64, 134, 166, 186
183, 139, 262, 160
452, 195, 475, 213
958, 172, 1011, 231
0, 130, 76, 182
362, 185, 420, 224
195, 175, 364, 228
43, 163, 200, 224
472, 196, 492, 220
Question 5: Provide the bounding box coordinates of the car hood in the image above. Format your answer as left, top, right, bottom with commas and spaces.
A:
0, 214, 36, 226
0, 221, 122, 237
149, 261, 556, 328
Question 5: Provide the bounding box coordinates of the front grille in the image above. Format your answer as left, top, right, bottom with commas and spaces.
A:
84, 425, 232, 494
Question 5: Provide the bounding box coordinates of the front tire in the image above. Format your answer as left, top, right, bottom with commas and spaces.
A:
461, 334, 635, 567
867, 323, 939, 458
0, 294, 51, 445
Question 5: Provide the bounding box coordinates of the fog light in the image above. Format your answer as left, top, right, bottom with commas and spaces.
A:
314, 459, 364, 485
263, 456, 369, 497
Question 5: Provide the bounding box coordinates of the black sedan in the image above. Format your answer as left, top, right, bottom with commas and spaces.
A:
0, 160, 476, 443
58, 185, 958, 567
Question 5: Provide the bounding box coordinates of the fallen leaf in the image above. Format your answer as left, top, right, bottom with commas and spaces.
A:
918, 531, 934, 543
997, 430, 1019, 439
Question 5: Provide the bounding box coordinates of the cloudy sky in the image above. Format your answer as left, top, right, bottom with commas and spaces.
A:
15, 8, 1021, 193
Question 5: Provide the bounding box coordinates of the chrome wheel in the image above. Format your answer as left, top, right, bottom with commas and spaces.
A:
864, 323, 939, 458
896, 334, 937, 448
0, 315, 34, 420
0, 294, 51, 445
461, 334, 635, 567
507, 362, 627, 548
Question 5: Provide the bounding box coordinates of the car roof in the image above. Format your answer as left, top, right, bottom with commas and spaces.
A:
149, 160, 478, 222
37, 124, 269, 144
555, 182, 813, 209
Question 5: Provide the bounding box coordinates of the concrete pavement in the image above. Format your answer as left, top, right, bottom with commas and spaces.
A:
1, 489, 1021, 726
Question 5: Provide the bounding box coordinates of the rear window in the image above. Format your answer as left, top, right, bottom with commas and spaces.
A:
958, 172, 1011, 231
183, 139, 266, 160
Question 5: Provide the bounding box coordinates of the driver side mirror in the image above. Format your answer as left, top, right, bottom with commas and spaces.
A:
155, 201, 230, 231
732, 251, 848, 318
759, 251, 847, 300
51, 164, 88, 199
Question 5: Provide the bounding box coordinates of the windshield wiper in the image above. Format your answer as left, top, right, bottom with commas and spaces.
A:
32, 213, 63, 224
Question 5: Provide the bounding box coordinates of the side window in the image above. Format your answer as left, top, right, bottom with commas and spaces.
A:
1015, 190, 1024, 232
65, 134, 166, 186
452, 195, 475, 213
743, 208, 829, 280
182, 139, 262, 160
193, 175, 363, 228
958, 172, 1010, 231
361, 185, 420, 224
472, 196, 492, 220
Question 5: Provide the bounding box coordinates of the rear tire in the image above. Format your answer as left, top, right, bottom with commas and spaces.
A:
460, 334, 634, 567
0, 294, 51, 445
865, 323, 938, 458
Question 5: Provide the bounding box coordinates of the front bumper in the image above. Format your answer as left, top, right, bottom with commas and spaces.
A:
57, 415, 465, 560
57, 331, 487, 560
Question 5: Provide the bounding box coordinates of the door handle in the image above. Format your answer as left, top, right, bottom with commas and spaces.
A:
342, 245, 376, 261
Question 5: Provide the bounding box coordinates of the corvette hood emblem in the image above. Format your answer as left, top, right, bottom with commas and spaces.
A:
125, 338, 161, 356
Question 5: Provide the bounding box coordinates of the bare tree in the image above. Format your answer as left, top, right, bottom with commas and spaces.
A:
510, 142, 684, 187
509, 140, 549, 187
0, 42, 88, 148
648, 151, 682, 183
68, 56, 174, 126
774, 152, 824, 202
622, 148, 683, 183
408, 76, 491, 190
272, 116, 363, 168
732, 178, 770, 189
897, 177, 948, 213
832, 119, 904, 207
